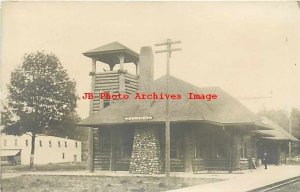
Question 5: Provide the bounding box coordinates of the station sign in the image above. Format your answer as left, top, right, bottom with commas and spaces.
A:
124, 116, 153, 121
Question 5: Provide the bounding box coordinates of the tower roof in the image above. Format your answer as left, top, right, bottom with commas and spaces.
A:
83, 41, 139, 65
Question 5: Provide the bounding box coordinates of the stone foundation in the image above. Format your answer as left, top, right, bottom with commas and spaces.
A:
129, 127, 162, 174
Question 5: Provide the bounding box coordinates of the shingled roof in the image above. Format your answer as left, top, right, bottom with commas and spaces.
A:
78, 75, 270, 129
83, 41, 139, 65
255, 117, 298, 141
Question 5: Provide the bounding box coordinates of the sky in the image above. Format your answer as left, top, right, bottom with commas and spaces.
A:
1, 1, 300, 119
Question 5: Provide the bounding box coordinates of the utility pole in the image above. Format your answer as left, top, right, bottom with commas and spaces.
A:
289, 109, 293, 160
155, 39, 181, 177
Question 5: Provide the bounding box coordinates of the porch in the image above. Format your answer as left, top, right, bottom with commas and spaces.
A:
91, 122, 255, 173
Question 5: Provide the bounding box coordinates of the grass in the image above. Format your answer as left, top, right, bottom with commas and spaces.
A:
1, 162, 86, 173
1, 175, 224, 192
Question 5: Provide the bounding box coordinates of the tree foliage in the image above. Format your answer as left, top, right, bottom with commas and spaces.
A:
291, 108, 300, 139
46, 112, 87, 141
258, 108, 300, 139
1, 51, 78, 135
1, 51, 79, 167
258, 109, 290, 129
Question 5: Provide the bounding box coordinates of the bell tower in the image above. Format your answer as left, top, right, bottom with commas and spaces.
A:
83, 42, 140, 172
83, 41, 139, 111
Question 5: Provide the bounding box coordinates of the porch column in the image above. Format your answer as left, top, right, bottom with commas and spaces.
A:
231, 132, 240, 171
184, 128, 193, 172
110, 127, 116, 171
87, 58, 97, 172
275, 142, 281, 165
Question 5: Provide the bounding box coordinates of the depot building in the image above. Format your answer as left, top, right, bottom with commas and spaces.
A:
78, 42, 297, 174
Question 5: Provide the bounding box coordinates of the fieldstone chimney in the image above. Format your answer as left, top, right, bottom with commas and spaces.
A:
138, 46, 154, 92
129, 46, 162, 175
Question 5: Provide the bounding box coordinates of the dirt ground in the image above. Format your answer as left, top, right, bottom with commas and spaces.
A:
1, 175, 224, 192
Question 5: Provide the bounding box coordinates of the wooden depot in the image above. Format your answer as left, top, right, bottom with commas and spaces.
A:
79, 42, 298, 174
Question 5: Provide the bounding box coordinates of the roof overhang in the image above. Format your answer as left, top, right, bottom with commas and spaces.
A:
83, 50, 139, 65
77, 119, 271, 130
0, 149, 21, 157
260, 137, 298, 142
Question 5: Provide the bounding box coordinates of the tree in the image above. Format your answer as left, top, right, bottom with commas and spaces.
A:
46, 112, 87, 141
258, 108, 290, 130
1, 51, 78, 168
291, 108, 300, 139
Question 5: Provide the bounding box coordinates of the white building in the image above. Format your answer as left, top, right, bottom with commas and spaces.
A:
0, 133, 81, 165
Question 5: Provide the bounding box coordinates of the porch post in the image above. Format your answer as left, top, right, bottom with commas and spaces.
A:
184, 127, 193, 172
87, 58, 97, 172
276, 141, 281, 165
231, 131, 240, 171
110, 127, 116, 171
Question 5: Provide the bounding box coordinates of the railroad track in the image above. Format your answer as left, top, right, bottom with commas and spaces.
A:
248, 176, 300, 192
